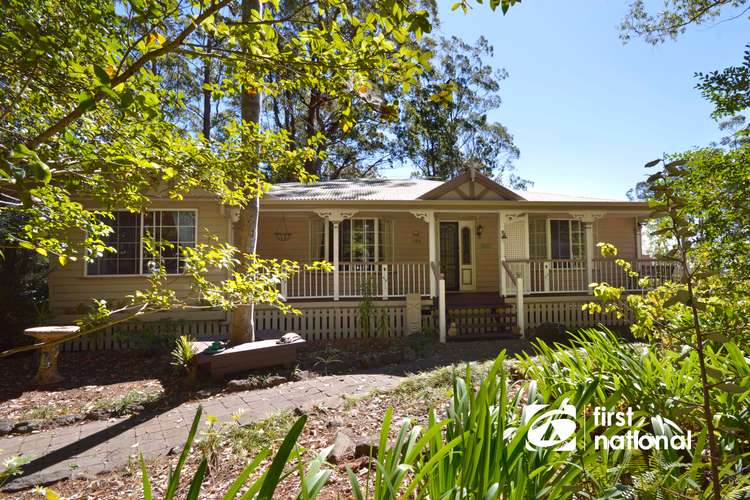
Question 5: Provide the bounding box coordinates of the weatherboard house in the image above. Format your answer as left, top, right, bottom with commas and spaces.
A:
48, 171, 668, 345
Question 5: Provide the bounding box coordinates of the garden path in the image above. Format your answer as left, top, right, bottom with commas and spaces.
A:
0, 372, 402, 491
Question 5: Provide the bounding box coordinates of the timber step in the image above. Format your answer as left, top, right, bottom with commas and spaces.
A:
448, 312, 516, 320
442, 292, 517, 339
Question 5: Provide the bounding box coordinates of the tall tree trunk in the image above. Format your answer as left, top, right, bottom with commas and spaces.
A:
229, 0, 262, 345
202, 33, 213, 141
303, 88, 320, 176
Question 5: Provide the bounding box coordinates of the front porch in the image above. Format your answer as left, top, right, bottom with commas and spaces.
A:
283, 257, 676, 300
261, 207, 666, 341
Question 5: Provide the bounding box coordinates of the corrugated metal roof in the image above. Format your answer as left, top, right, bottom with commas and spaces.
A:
517, 191, 623, 202
267, 178, 625, 202
267, 179, 443, 200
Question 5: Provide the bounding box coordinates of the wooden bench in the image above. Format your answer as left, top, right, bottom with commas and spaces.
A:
196, 338, 306, 380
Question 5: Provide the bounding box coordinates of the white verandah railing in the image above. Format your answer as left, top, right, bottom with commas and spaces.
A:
504, 258, 678, 295
283, 261, 430, 300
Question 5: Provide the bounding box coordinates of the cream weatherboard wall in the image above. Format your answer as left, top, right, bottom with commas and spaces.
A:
48, 198, 231, 322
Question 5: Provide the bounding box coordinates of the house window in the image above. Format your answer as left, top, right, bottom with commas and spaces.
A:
528, 217, 547, 259
550, 219, 584, 260
142, 210, 196, 274
311, 217, 392, 262
86, 212, 141, 276
86, 210, 196, 276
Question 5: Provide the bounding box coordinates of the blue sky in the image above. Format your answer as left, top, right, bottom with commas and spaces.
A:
381, 0, 748, 199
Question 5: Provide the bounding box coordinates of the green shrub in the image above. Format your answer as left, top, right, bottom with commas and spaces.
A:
346, 352, 620, 499
140, 405, 330, 500
518, 328, 750, 497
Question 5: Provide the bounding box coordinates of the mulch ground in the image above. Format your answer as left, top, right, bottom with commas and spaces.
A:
7, 360, 493, 499
0, 351, 177, 424
1, 338, 535, 499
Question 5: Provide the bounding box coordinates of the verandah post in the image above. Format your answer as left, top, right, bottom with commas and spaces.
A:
584, 221, 594, 293
438, 277, 446, 343
428, 211, 437, 297
516, 276, 525, 338
333, 221, 340, 301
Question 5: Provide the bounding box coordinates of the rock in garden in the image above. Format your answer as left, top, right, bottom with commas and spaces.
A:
265, 375, 287, 387
327, 431, 355, 464
13, 420, 42, 434
226, 379, 257, 392
325, 419, 343, 429
0, 419, 13, 435
354, 435, 382, 459
53, 414, 81, 426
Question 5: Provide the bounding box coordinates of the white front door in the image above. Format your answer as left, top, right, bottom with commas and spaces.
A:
458, 221, 476, 291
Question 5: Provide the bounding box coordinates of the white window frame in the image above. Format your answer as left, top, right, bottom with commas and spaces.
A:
84, 208, 198, 278
342, 218, 379, 263
546, 219, 585, 269
311, 217, 392, 263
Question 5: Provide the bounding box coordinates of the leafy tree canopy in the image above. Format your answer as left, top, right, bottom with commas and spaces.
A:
620, 0, 749, 44
392, 36, 528, 188
0, 0, 431, 259
0, 0, 435, 342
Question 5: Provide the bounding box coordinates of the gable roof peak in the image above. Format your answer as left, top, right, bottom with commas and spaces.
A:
418, 171, 525, 201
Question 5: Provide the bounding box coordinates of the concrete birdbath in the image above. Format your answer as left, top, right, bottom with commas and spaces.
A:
25, 326, 79, 386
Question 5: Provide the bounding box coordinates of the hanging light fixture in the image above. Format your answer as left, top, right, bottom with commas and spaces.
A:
274, 215, 292, 241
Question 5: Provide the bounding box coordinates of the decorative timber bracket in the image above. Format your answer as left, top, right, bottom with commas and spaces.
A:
409, 210, 433, 223
503, 212, 527, 223
314, 209, 358, 223
569, 211, 606, 224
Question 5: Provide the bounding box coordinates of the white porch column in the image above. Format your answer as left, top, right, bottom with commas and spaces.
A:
584, 221, 594, 291
571, 212, 606, 294
315, 209, 357, 301
410, 210, 436, 297
332, 221, 340, 300
498, 211, 505, 296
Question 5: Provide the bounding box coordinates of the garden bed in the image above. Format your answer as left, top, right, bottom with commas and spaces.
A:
0, 336, 530, 437
13, 359, 498, 499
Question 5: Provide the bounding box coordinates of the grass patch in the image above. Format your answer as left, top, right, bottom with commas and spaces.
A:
89, 389, 161, 416
20, 405, 60, 421
226, 410, 297, 456
344, 359, 495, 412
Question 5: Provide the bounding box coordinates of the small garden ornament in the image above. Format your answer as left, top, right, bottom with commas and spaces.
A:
25, 326, 79, 386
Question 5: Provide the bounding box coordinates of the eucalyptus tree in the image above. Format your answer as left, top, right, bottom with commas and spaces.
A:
0, 0, 434, 348
262, 0, 435, 181
392, 36, 528, 187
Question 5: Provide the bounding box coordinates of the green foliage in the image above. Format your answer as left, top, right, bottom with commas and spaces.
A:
170, 335, 196, 373
393, 36, 528, 187
140, 405, 322, 499
619, 0, 748, 44
0, 0, 434, 353
346, 353, 627, 499
0, 453, 31, 488
586, 155, 750, 497
356, 277, 388, 338
519, 328, 750, 497
697, 45, 750, 121
226, 410, 297, 456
